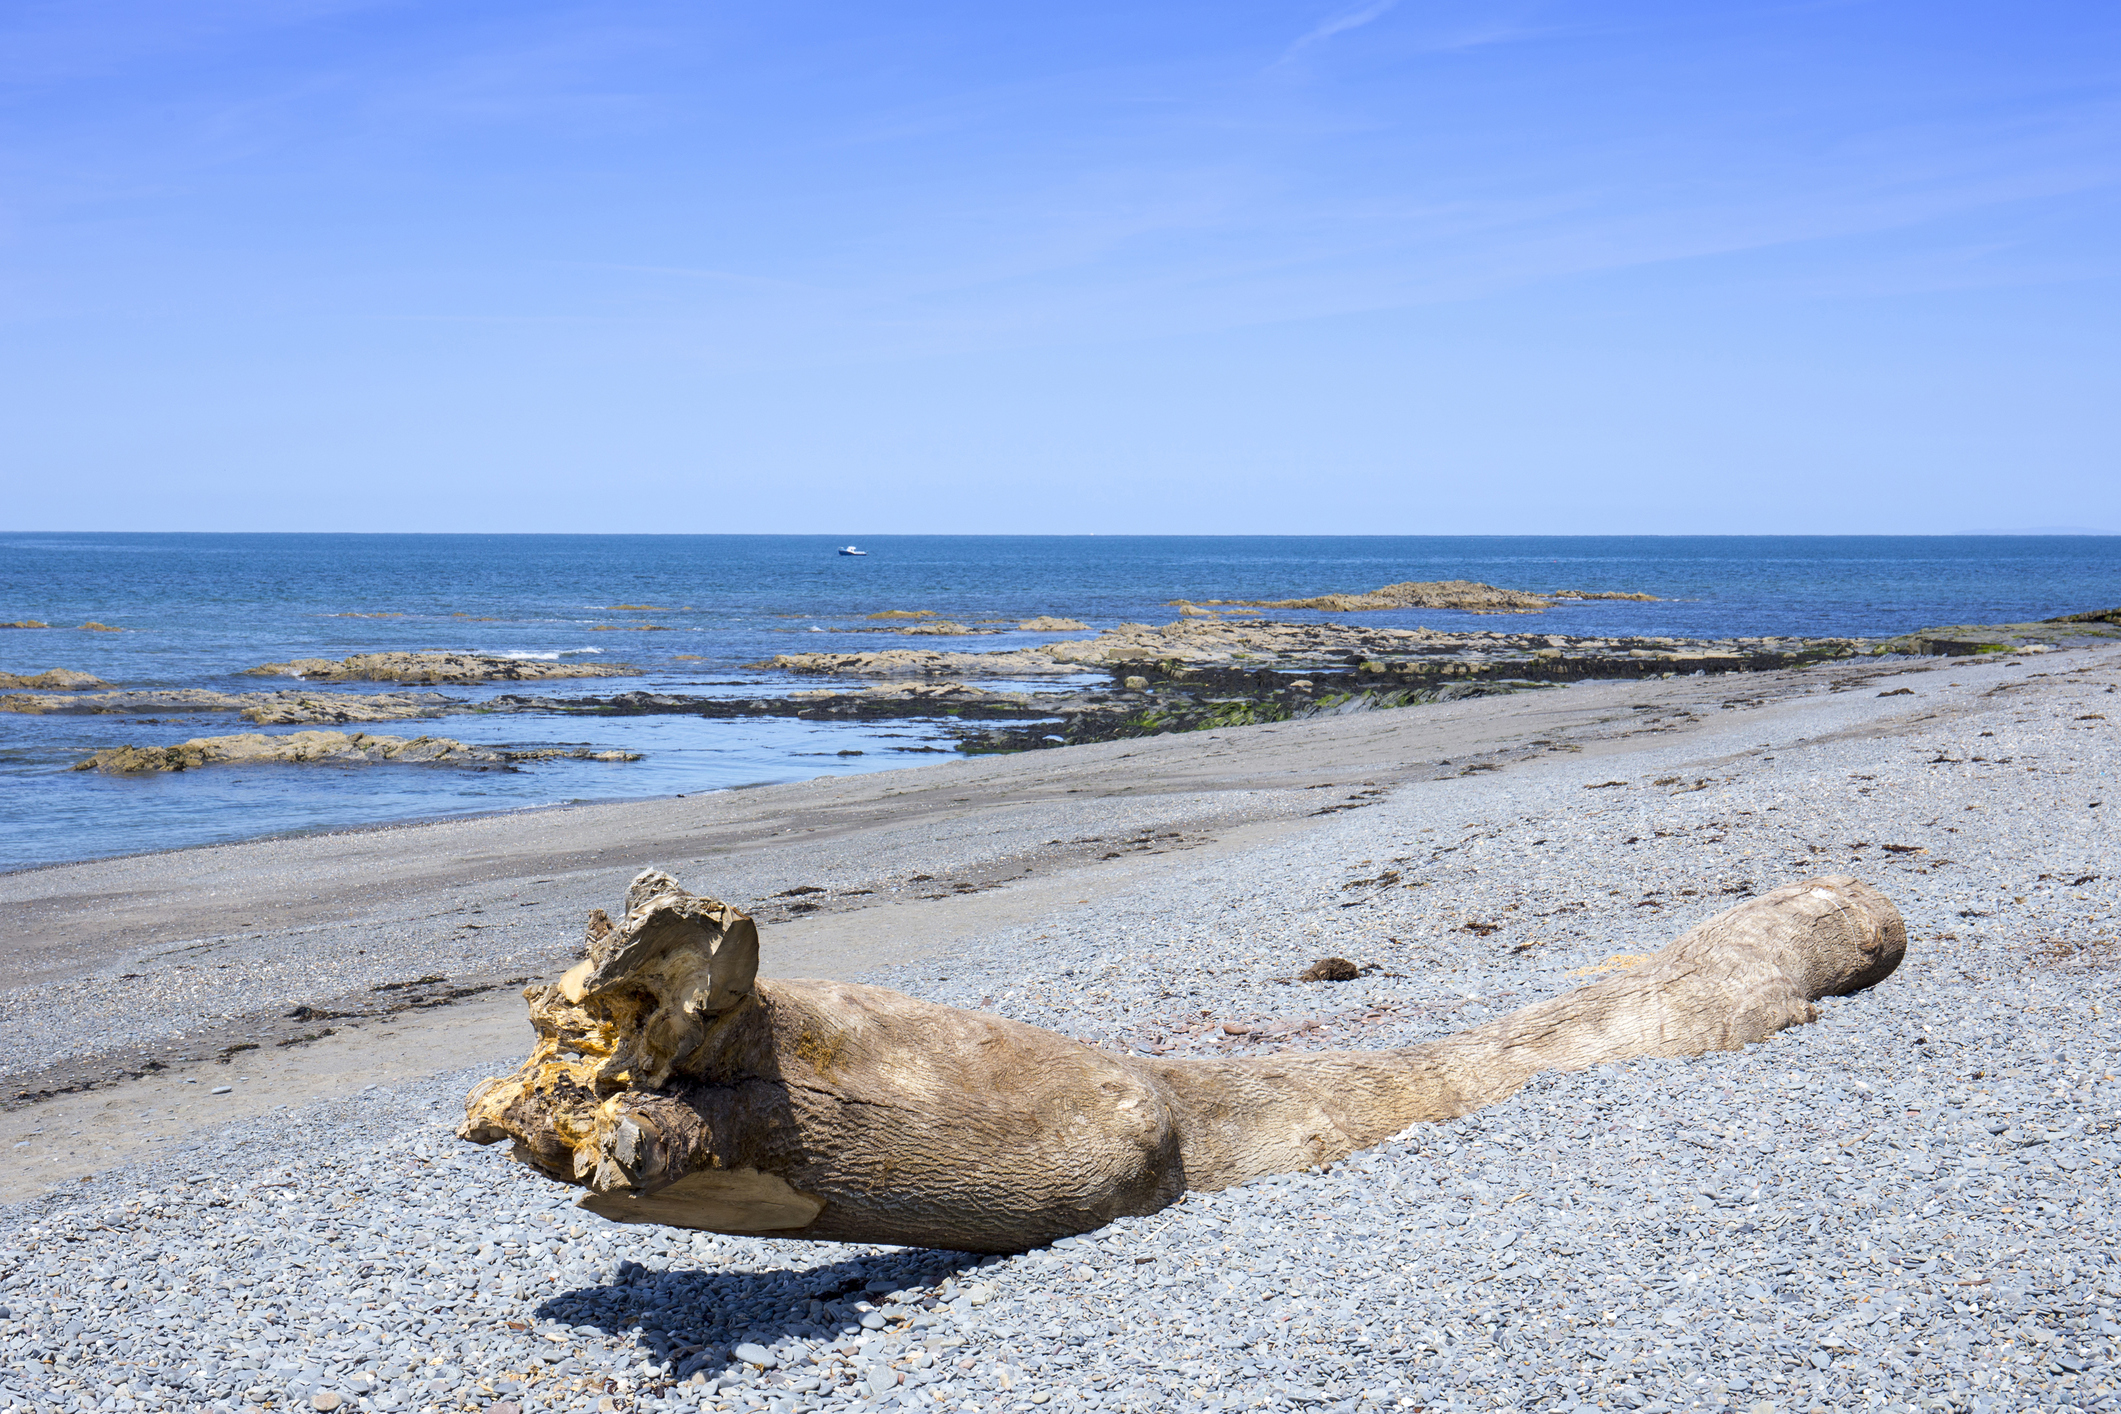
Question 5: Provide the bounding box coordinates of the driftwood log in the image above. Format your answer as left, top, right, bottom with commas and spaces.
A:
460, 870, 1903, 1253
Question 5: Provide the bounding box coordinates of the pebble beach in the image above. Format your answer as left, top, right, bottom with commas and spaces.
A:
3, 644, 2118, 1414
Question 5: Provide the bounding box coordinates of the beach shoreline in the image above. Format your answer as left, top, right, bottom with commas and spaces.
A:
2, 639, 2117, 1412
14, 609, 2120, 876
0, 641, 2094, 1137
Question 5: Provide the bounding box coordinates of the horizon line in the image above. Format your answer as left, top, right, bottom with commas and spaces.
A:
4, 529, 2118, 540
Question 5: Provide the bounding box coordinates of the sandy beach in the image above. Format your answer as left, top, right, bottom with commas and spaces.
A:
3, 642, 2117, 1413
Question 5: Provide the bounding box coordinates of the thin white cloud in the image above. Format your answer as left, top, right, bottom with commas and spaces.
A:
1277, 0, 1402, 64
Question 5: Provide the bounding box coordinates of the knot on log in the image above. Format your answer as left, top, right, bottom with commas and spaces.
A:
460, 870, 1904, 1253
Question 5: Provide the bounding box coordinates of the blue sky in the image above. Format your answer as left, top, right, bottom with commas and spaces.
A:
3, 1, 2116, 533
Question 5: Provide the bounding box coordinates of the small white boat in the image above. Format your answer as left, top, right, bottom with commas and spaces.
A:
838, 545, 868, 556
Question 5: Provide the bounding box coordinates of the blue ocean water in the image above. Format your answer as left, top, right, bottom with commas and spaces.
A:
4, 533, 2117, 871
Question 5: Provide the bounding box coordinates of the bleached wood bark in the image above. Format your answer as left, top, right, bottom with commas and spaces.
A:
460, 870, 1902, 1253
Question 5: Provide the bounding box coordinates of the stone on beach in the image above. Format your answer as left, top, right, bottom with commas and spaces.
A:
241, 651, 633, 683
5, 644, 2119, 1414
72, 729, 642, 773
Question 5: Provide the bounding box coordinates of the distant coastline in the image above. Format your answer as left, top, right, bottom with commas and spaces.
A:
1953, 526, 2115, 535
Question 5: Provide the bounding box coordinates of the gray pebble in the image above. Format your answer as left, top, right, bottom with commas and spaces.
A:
3, 654, 2118, 1412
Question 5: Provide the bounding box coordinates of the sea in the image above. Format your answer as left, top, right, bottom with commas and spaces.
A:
4, 533, 2117, 872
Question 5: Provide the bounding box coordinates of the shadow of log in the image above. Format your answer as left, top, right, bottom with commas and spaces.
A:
533, 1247, 985, 1389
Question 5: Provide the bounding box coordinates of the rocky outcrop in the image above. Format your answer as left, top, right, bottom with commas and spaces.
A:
493, 680, 1046, 726
758, 618, 1878, 681
1871, 613, 2121, 656
242, 652, 632, 684
757, 617, 1757, 677
750, 647, 1082, 676
835, 681, 1000, 704
0, 668, 107, 690
0, 619, 125, 636
1039, 620, 1430, 668
73, 730, 641, 774
0, 688, 456, 722
1191, 581, 1657, 613
1208, 580, 1553, 613
1018, 617, 1091, 632
865, 610, 936, 621
239, 693, 457, 725
520, 623, 1886, 756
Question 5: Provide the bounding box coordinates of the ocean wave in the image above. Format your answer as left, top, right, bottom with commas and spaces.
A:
494, 647, 606, 660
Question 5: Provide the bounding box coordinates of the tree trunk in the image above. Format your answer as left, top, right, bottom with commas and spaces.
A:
459, 870, 1903, 1253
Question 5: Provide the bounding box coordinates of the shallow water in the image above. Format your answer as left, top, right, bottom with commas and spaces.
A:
3, 532, 2116, 869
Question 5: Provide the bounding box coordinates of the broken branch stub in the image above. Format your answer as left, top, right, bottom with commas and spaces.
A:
461, 870, 1903, 1253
